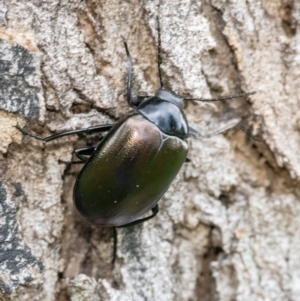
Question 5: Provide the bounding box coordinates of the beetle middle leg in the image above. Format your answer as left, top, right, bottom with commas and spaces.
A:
112, 205, 159, 263
16, 124, 113, 142
74, 146, 96, 163
58, 146, 97, 165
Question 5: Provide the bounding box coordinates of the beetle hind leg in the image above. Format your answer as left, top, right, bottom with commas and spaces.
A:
112, 205, 159, 264
117, 205, 159, 228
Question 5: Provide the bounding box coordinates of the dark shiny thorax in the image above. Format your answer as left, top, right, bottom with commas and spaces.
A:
138, 88, 189, 139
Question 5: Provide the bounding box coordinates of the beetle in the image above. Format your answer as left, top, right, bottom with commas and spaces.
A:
17, 17, 256, 261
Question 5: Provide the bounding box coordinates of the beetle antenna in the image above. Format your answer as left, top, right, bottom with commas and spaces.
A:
184, 91, 256, 102
156, 16, 164, 88
124, 42, 133, 104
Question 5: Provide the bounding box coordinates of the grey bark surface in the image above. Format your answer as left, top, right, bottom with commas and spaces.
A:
0, 0, 299, 300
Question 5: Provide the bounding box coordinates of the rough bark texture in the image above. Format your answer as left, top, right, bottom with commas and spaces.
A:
0, 0, 300, 300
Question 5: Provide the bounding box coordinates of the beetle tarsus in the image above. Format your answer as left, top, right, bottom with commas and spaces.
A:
16, 124, 113, 142
185, 157, 191, 163
16, 124, 45, 141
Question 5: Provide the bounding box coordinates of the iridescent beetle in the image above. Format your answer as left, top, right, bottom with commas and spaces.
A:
17, 17, 255, 261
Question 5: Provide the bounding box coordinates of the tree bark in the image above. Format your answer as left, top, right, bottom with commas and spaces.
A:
0, 0, 300, 300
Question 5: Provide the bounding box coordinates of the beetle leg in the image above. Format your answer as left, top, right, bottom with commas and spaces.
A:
117, 205, 159, 228
137, 95, 152, 99
16, 124, 113, 142
74, 146, 96, 163
58, 159, 84, 165
58, 146, 95, 165
185, 157, 191, 163
112, 205, 159, 263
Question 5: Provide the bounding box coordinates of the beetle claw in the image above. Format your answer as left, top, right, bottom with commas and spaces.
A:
185, 157, 191, 163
